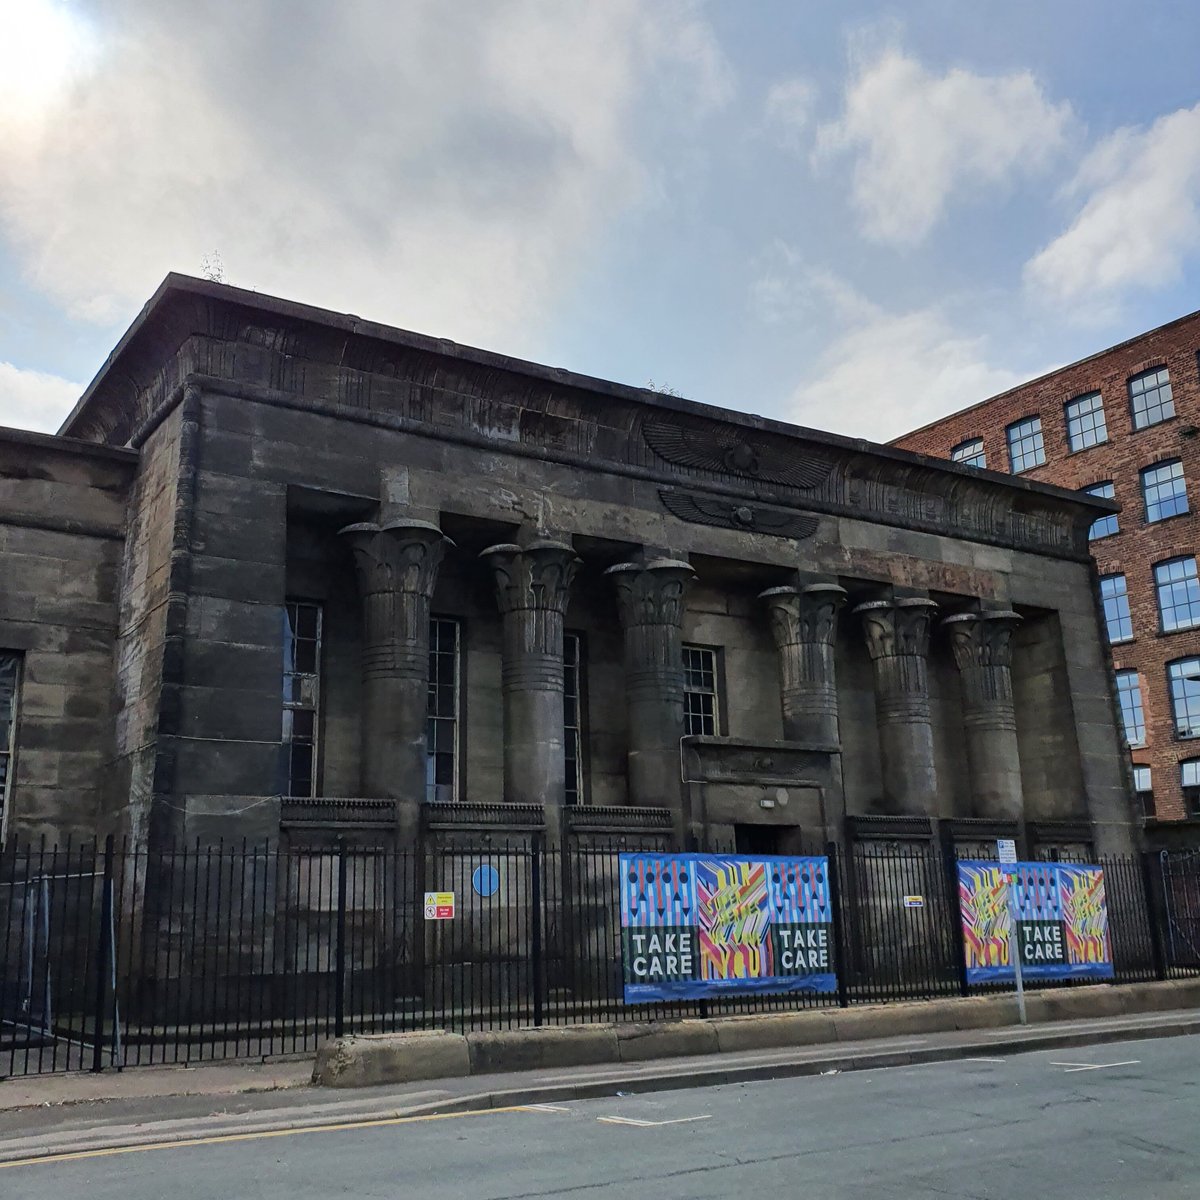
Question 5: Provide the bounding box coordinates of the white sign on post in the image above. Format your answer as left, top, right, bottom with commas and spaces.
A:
996, 838, 1017, 868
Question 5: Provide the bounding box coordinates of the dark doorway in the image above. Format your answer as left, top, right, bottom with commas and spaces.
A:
734, 824, 781, 856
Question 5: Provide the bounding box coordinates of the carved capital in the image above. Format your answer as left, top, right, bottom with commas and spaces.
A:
854, 598, 939, 662
480, 540, 580, 617
606, 558, 696, 632
760, 583, 847, 649
943, 610, 1022, 672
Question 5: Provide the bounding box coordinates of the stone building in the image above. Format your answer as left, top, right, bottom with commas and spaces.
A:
0, 275, 1137, 859
893, 308, 1200, 837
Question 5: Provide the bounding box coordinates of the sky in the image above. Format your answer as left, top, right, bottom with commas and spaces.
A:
2, 1, 1200, 442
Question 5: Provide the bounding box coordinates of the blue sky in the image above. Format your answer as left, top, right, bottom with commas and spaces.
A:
2, 0, 1200, 440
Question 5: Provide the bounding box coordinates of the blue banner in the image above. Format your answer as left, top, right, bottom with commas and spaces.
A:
619, 852, 837, 1003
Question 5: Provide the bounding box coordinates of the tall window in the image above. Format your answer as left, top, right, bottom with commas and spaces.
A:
1169, 658, 1200, 740
426, 618, 460, 803
1099, 574, 1134, 643
683, 645, 720, 736
1130, 366, 1174, 429
951, 438, 986, 469
1006, 415, 1046, 473
282, 601, 322, 797
1155, 557, 1200, 633
1183, 761, 1200, 818
1065, 392, 1107, 451
1133, 765, 1154, 818
1083, 481, 1119, 540
0, 653, 21, 835
1142, 459, 1188, 522
563, 633, 584, 805
1115, 670, 1146, 747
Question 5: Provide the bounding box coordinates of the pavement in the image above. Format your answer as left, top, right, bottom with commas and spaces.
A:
3, 1031, 1199, 1198
0, 1005, 1199, 1165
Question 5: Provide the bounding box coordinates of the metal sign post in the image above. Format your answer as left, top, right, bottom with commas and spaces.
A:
997, 839, 1026, 1025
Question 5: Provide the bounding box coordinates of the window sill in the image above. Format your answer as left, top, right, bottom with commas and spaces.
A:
1109, 637, 1136, 647
1131, 413, 1178, 435
1067, 440, 1110, 457
1145, 510, 1192, 527
1156, 626, 1200, 638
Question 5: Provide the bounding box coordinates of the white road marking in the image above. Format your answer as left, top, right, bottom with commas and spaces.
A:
1049, 1060, 1140, 1073
964, 1057, 1005, 1063
596, 1115, 713, 1127
521, 1104, 573, 1114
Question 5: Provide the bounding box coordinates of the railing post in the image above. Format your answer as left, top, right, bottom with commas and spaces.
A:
938, 828, 970, 998
335, 838, 347, 1038
91, 835, 115, 1073
530, 832, 544, 1027
824, 841, 849, 1008
1139, 850, 1170, 980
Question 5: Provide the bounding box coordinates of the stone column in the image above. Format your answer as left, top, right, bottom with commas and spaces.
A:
479, 540, 580, 830
943, 610, 1024, 820
606, 558, 696, 839
855, 596, 940, 816
339, 518, 451, 838
760, 583, 848, 745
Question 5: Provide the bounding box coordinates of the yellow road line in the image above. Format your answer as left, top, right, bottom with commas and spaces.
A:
0, 1104, 534, 1170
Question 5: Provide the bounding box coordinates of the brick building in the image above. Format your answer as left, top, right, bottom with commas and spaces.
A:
894, 310, 1200, 835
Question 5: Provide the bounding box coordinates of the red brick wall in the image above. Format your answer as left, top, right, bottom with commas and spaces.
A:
893, 310, 1200, 822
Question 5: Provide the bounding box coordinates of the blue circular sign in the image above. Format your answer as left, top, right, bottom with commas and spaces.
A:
472, 864, 500, 898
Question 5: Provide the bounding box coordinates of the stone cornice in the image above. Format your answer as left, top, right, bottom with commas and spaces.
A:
60, 275, 1117, 561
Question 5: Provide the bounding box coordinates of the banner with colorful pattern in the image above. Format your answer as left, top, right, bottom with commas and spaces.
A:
619, 853, 837, 1002
957, 861, 1114, 983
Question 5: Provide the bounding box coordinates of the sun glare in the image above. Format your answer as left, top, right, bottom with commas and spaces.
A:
0, 0, 97, 115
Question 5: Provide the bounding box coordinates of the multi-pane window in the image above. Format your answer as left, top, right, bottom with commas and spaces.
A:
1155, 557, 1200, 633
563, 634, 584, 805
1083, 481, 1119, 540
1169, 658, 1200, 740
951, 438, 986, 469
0, 653, 21, 835
1142, 459, 1188, 522
1183, 760, 1200, 818
1064, 392, 1107, 451
1132, 765, 1154, 819
282, 601, 322, 797
683, 645, 720, 737
1115, 670, 1146, 747
1130, 366, 1174, 429
426, 618, 460, 803
1005, 415, 1046, 473
1099, 574, 1134, 643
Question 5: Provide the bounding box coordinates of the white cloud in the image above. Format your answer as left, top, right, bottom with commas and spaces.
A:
0, 0, 729, 348
815, 47, 1072, 245
0, 361, 81, 432
763, 78, 816, 148
1025, 104, 1200, 307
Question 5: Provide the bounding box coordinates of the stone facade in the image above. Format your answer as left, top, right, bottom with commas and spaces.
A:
0, 274, 1138, 857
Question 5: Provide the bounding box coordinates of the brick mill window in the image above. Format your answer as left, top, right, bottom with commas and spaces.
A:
1168, 658, 1200, 740
1005, 415, 1045, 473
282, 601, 322, 797
1129, 366, 1174, 430
1115, 670, 1146, 747
1132, 765, 1154, 818
1083, 481, 1119, 540
427, 617, 461, 803
0, 652, 21, 836
1099, 574, 1134, 643
563, 633, 584, 805
951, 437, 986, 469
1182, 760, 1200, 817
1155, 557, 1200, 633
1064, 392, 1107, 452
683, 645, 720, 736
1141, 459, 1189, 523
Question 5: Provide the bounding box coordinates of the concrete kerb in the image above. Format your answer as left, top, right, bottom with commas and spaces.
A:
311, 979, 1200, 1089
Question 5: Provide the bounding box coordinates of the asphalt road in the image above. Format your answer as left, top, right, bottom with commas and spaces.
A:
5, 1034, 1199, 1199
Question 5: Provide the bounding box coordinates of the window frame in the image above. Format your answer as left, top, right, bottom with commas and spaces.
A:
0, 651, 22, 843
1154, 556, 1200, 634
1099, 573, 1134, 644
950, 437, 986, 469
1182, 759, 1200, 818
1005, 414, 1046, 474
682, 643, 724, 738
1168, 657, 1200, 742
1114, 669, 1147, 748
563, 631, 587, 805
1083, 481, 1119, 541
426, 615, 462, 804
1064, 391, 1108, 453
281, 600, 323, 798
1132, 764, 1154, 819
1129, 365, 1175, 431
1141, 458, 1189, 523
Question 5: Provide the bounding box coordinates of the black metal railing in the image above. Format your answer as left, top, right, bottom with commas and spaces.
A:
2, 837, 1198, 1077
